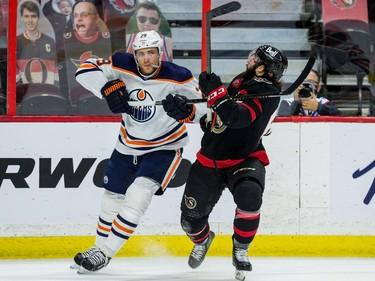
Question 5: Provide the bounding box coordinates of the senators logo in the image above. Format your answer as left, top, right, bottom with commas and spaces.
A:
71, 51, 100, 68
109, 0, 137, 14
184, 195, 197, 209
330, 0, 356, 8
232, 78, 242, 89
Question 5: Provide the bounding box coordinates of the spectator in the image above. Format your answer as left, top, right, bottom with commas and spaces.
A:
57, 0, 73, 17
17, 0, 58, 85
126, 0, 171, 37
126, 1, 172, 61
102, 0, 138, 52
278, 70, 341, 116
60, 0, 112, 100
42, 0, 75, 53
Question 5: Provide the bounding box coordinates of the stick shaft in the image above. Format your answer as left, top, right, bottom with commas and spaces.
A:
127, 56, 316, 107
204, 1, 242, 121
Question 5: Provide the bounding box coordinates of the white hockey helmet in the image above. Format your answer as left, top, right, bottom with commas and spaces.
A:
132, 30, 163, 58
132, 30, 163, 79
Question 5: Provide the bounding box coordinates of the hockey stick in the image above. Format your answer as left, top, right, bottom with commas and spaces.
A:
204, 1, 242, 73
204, 1, 241, 123
128, 56, 316, 106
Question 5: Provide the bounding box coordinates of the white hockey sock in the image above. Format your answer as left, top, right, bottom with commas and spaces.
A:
102, 177, 159, 257
95, 190, 125, 248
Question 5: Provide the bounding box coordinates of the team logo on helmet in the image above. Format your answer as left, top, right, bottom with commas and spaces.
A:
129, 88, 156, 123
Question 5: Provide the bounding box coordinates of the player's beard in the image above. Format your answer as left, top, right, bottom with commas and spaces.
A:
242, 66, 256, 81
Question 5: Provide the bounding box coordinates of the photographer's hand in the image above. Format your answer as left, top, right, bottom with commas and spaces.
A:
301, 93, 318, 111
294, 86, 303, 101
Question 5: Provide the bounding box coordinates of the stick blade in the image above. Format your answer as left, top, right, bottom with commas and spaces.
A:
280, 56, 316, 96
209, 1, 242, 18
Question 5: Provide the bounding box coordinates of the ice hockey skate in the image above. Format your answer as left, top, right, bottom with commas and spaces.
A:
70, 246, 100, 269
188, 231, 215, 269
77, 250, 111, 274
232, 246, 252, 281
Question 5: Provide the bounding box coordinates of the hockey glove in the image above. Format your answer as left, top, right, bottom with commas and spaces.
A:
101, 79, 132, 114
199, 72, 228, 107
162, 94, 196, 122
199, 114, 212, 133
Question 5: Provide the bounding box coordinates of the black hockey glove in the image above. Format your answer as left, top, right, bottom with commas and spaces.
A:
199, 114, 212, 133
162, 94, 196, 122
101, 79, 132, 114
199, 72, 228, 107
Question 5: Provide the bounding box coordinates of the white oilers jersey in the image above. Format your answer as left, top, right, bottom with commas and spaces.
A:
76, 52, 205, 156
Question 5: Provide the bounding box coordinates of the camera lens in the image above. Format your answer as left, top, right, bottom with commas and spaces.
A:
299, 88, 311, 98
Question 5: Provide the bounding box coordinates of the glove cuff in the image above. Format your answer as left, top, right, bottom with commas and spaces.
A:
102, 80, 126, 97
178, 104, 196, 122
207, 85, 227, 107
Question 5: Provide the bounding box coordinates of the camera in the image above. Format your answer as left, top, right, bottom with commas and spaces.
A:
298, 82, 316, 98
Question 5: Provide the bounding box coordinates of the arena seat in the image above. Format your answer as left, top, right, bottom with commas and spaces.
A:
317, 0, 372, 116
160, 0, 311, 85
69, 85, 118, 116
16, 83, 68, 115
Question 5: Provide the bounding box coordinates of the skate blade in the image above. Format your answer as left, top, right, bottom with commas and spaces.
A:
235, 269, 247, 281
77, 266, 91, 274
70, 263, 80, 270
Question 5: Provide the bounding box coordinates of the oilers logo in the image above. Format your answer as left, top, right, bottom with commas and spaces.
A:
129, 88, 156, 122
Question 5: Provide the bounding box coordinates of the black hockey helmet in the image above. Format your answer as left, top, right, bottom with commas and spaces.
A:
254, 45, 288, 81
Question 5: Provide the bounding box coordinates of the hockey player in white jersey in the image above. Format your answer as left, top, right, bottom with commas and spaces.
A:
72, 30, 206, 273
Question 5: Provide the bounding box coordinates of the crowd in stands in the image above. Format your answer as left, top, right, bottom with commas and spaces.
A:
0, 0, 374, 116
12, 0, 171, 115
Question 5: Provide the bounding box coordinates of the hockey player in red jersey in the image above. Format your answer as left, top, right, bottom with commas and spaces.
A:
176, 45, 288, 280
71, 30, 206, 273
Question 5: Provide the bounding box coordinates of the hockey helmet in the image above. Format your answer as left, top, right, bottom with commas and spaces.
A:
132, 30, 163, 58
254, 45, 288, 81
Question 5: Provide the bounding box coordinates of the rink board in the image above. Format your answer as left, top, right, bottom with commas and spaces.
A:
0, 120, 375, 258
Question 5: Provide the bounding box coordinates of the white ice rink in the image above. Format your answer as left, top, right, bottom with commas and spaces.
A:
0, 257, 374, 281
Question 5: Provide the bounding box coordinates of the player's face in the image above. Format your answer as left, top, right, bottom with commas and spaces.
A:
73, 2, 98, 39
136, 8, 161, 32
21, 9, 39, 32
135, 47, 160, 75
246, 51, 260, 71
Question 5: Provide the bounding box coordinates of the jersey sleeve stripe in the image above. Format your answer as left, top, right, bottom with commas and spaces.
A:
75, 61, 102, 76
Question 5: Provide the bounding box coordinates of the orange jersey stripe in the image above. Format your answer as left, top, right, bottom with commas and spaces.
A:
160, 150, 182, 190
120, 125, 187, 147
